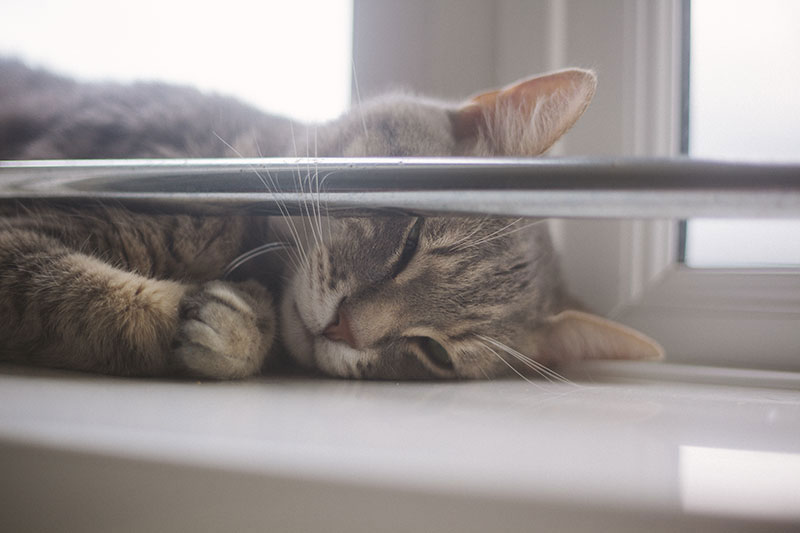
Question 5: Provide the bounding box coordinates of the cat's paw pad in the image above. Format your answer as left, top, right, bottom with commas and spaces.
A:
174, 281, 275, 379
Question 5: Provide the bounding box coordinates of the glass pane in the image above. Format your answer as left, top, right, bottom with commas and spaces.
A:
685, 219, 800, 268
686, 0, 800, 267
0, 0, 353, 123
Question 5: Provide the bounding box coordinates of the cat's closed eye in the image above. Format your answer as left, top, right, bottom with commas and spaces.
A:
390, 217, 423, 279
415, 336, 454, 371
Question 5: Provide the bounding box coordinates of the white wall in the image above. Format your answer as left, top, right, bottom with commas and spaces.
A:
0, 0, 353, 122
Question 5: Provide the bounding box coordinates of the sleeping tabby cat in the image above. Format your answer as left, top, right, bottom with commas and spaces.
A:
0, 59, 662, 380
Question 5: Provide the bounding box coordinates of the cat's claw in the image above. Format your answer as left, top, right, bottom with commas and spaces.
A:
173, 281, 275, 379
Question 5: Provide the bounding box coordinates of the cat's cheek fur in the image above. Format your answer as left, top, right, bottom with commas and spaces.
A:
279, 290, 315, 369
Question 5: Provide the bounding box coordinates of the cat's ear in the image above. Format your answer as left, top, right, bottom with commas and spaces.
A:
536, 310, 664, 363
451, 69, 597, 155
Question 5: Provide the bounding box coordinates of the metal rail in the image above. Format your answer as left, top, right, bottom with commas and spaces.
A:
1, 157, 799, 218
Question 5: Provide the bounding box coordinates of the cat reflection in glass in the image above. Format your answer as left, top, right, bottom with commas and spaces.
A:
0, 59, 662, 380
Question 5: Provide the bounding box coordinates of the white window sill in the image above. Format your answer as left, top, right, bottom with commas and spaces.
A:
1, 362, 799, 532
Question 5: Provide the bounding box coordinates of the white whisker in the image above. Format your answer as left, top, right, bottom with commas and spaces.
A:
447, 216, 490, 249
310, 128, 333, 245
476, 339, 540, 386
485, 341, 563, 384
477, 334, 578, 387
351, 61, 369, 138
222, 241, 294, 280
254, 141, 307, 272
288, 122, 315, 253
454, 218, 522, 251
212, 130, 309, 272
456, 218, 549, 251
305, 130, 325, 249
303, 128, 323, 252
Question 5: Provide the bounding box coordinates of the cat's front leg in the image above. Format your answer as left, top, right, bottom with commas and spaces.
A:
173, 280, 276, 379
0, 229, 276, 378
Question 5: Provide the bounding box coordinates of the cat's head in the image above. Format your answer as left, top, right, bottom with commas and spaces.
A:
277, 69, 663, 379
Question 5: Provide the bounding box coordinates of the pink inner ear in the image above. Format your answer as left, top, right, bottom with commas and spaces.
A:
501, 70, 592, 113
451, 69, 597, 153
542, 310, 665, 364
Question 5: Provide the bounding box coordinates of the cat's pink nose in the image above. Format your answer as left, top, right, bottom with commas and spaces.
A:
322, 308, 358, 349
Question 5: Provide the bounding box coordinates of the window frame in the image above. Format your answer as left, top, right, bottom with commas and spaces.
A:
601, 1, 800, 371
352, 0, 800, 371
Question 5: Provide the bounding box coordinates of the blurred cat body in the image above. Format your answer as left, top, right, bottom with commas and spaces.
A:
0, 59, 662, 380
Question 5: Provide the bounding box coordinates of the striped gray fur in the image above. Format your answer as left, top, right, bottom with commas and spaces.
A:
0, 58, 663, 380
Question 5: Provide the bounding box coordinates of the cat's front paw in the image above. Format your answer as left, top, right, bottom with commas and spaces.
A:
173, 281, 275, 379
